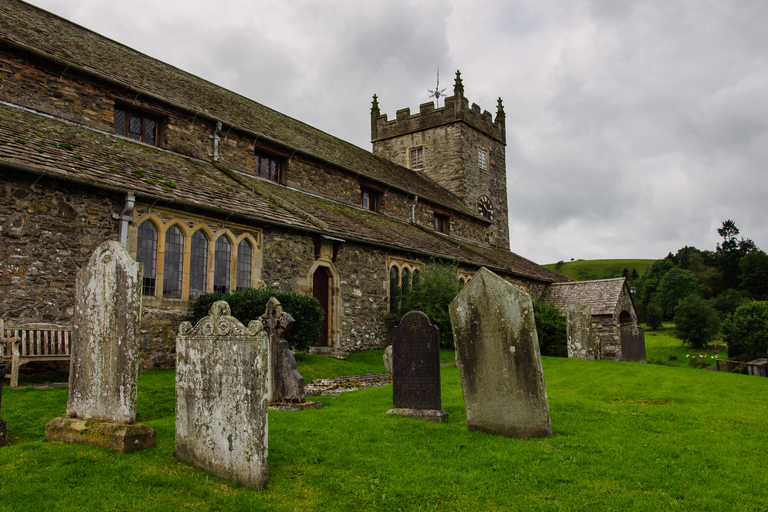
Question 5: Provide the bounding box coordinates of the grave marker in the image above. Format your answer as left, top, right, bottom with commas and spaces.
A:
45, 241, 156, 452
175, 300, 269, 489
387, 311, 447, 422
567, 303, 595, 361
449, 267, 552, 438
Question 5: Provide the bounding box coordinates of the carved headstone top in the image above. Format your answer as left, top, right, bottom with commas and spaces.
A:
391, 311, 442, 411
179, 301, 264, 338
67, 241, 143, 424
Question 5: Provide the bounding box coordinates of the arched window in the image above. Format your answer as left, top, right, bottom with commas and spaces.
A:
163, 225, 184, 298
136, 221, 158, 296
214, 236, 231, 293
459, 277, 465, 285
389, 266, 398, 311
412, 269, 420, 289
189, 231, 208, 299
236, 239, 253, 289
401, 268, 411, 296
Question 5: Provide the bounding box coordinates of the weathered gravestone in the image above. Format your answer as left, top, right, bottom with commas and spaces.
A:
449, 267, 552, 438
620, 325, 646, 363
45, 241, 156, 452
567, 303, 595, 361
383, 345, 393, 375
386, 311, 447, 422
175, 300, 269, 489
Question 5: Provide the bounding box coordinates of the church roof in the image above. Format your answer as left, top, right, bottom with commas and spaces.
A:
0, 0, 477, 220
539, 278, 629, 315
0, 103, 568, 284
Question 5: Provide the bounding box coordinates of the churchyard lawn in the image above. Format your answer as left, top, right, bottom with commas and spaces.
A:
1, 348, 765, 511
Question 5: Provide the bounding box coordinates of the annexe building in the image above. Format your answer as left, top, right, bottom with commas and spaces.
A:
0, 0, 570, 368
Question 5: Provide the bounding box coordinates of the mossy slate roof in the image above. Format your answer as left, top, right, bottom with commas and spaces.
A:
0, 0, 474, 218
540, 278, 630, 315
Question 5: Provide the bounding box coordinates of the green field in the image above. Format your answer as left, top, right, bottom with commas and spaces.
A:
1, 340, 766, 511
544, 259, 656, 281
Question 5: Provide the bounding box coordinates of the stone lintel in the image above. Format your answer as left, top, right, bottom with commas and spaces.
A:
45, 416, 157, 453
386, 408, 448, 423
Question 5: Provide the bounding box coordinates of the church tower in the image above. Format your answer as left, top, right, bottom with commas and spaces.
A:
371, 71, 509, 250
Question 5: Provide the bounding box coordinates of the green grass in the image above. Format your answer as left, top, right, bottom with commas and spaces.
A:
544, 259, 655, 281
643, 323, 727, 367
295, 348, 454, 382
1, 352, 767, 511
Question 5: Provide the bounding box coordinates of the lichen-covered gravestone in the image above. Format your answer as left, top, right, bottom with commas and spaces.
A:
449, 267, 552, 438
175, 300, 269, 489
387, 311, 447, 422
45, 241, 156, 452
261, 297, 303, 404
567, 303, 595, 361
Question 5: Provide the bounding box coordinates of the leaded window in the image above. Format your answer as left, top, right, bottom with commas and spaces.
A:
136, 221, 158, 296
189, 231, 208, 299
162, 225, 184, 298
214, 237, 231, 293
236, 239, 253, 289
389, 266, 398, 311
114, 106, 160, 146
401, 268, 411, 296
255, 150, 281, 183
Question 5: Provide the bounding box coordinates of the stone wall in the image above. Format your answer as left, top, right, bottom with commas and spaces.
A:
592, 289, 638, 361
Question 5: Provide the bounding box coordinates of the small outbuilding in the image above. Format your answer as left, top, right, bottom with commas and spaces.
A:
540, 278, 644, 362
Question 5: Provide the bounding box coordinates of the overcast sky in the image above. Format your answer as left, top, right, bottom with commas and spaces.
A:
25, 0, 768, 264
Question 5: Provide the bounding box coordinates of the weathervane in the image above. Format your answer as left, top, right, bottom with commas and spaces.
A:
428, 68, 447, 107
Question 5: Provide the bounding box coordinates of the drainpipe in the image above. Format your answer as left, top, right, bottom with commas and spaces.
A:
410, 195, 418, 223
112, 193, 135, 248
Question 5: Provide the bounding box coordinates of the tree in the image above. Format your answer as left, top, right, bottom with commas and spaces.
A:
712, 288, 747, 320
532, 301, 567, 357
642, 301, 664, 330
739, 250, 768, 300
656, 268, 702, 319
393, 260, 464, 348
673, 294, 720, 349
722, 301, 768, 361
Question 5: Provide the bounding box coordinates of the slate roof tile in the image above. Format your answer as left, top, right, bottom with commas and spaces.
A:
540, 278, 629, 315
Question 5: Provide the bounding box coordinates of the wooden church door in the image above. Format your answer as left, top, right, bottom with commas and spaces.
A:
313, 267, 330, 347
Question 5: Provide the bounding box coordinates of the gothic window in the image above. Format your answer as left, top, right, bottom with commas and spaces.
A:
434, 213, 449, 234
163, 225, 184, 298
401, 268, 411, 296
214, 237, 231, 293
478, 148, 488, 171
114, 105, 161, 146
410, 147, 424, 170
136, 221, 158, 296
236, 239, 253, 289
189, 231, 208, 299
389, 266, 398, 311
361, 188, 379, 212
255, 150, 282, 183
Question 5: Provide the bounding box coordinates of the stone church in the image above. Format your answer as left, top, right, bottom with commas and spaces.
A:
0, 0, 584, 368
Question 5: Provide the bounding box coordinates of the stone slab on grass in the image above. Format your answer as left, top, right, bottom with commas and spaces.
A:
45, 416, 157, 453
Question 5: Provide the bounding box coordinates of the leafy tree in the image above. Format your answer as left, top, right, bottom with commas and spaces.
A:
739, 250, 768, 300
712, 288, 748, 319
392, 260, 464, 348
673, 294, 720, 349
532, 301, 567, 357
656, 268, 702, 319
716, 220, 756, 290
722, 301, 768, 361
642, 301, 664, 330
192, 285, 324, 353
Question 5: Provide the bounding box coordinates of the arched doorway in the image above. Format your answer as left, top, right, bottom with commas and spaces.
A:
313, 266, 330, 347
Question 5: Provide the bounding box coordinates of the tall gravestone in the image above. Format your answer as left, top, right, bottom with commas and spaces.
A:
386, 311, 447, 422
45, 241, 156, 452
175, 300, 270, 489
261, 297, 303, 403
567, 303, 595, 361
449, 267, 552, 438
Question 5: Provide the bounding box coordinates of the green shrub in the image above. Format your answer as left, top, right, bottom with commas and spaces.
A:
688, 356, 712, 369
674, 294, 720, 349
390, 260, 464, 348
643, 301, 664, 330
533, 301, 567, 357
191, 285, 324, 353
722, 300, 768, 361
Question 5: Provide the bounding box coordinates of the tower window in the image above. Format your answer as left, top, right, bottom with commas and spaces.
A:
410, 147, 424, 170
255, 150, 283, 183
479, 148, 488, 171
114, 105, 161, 146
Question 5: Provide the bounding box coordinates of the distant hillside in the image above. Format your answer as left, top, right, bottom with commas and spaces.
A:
543, 259, 656, 282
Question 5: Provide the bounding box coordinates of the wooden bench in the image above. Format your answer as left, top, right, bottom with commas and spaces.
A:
1, 320, 72, 388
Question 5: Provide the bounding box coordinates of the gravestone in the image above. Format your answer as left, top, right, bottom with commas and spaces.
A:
175, 300, 269, 489
45, 241, 156, 452
620, 325, 646, 363
449, 267, 552, 438
383, 345, 393, 374
261, 298, 304, 404
386, 311, 447, 422
566, 303, 595, 361
0, 361, 10, 446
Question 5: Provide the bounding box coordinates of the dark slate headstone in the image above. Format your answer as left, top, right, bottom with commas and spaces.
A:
620, 325, 646, 363
387, 311, 447, 422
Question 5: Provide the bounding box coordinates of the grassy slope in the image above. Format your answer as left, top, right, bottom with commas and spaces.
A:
1, 348, 766, 511
543, 259, 656, 281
